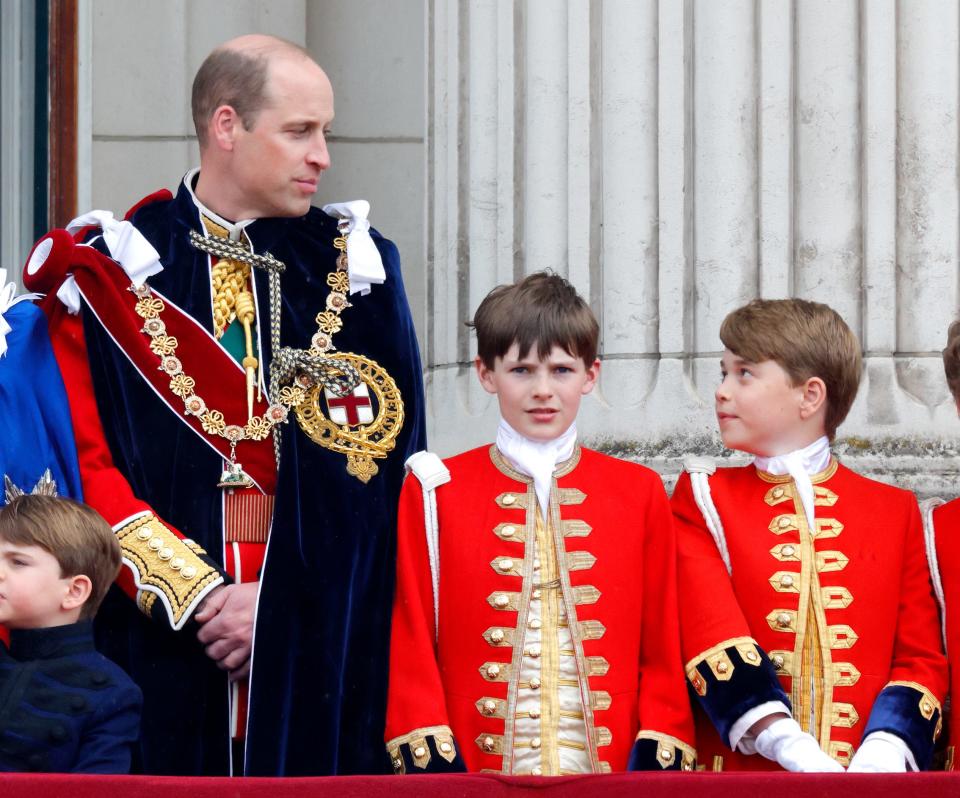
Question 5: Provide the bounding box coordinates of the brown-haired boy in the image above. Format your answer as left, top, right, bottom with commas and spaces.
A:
673, 298, 946, 771
385, 272, 696, 775
0, 495, 142, 772
919, 319, 960, 770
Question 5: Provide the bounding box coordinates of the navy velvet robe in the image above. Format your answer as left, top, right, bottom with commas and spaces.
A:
84, 182, 426, 775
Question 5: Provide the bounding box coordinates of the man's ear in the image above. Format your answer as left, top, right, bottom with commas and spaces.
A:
798, 376, 827, 420
62, 574, 93, 612
581, 359, 601, 395
475, 356, 498, 395
208, 105, 242, 151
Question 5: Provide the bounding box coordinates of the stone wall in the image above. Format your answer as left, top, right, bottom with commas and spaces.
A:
425, 0, 960, 496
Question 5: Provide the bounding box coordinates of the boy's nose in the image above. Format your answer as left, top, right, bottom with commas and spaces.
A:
532, 373, 553, 397
715, 378, 730, 403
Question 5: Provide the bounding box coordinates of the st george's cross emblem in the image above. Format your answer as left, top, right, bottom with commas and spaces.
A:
324, 383, 375, 426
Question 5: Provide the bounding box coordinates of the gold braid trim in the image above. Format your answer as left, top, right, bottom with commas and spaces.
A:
117, 513, 223, 630
386, 724, 458, 773
684, 635, 763, 694
202, 217, 252, 338
885, 680, 944, 739
635, 730, 697, 770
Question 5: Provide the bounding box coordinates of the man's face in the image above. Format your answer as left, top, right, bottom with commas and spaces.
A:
0, 538, 72, 629
476, 343, 599, 442
715, 349, 806, 456
228, 56, 335, 218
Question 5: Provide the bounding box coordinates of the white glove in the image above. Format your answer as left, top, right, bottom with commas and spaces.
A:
755, 718, 844, 772
847, 733, 910, 773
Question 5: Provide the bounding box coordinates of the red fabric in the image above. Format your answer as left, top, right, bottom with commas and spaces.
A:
673, 462, 948, 770
933, 498, 960, 766
386, 445, 694, 772
0, 772, 958, 798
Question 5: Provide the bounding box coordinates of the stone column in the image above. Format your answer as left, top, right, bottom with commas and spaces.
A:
426, 0, 960, 495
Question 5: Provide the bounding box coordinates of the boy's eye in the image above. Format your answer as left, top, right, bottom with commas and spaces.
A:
11, 558, 28, 567
740, 368, 752, 378
510, 366, 528, 374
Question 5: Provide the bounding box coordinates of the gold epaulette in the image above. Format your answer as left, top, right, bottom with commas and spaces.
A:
116, 512, 224, 630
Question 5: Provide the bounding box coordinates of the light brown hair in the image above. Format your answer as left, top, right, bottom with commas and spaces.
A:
191, 38, 312, 148
470, 271, 600, 369
720, 298, 862, 439
943, 319, 960, 401
0, 495, 120, 619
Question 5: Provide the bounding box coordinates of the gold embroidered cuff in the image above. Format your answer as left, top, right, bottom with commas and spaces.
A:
636, 730, 697, 771
684, 635, 762, 690
117, 512, 223, 630
386, 724, 458, 773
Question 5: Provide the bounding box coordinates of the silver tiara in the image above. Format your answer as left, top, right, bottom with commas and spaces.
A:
3, 470, 59, 503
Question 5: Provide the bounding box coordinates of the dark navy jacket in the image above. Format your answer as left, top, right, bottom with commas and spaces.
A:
0, 621, 141, 772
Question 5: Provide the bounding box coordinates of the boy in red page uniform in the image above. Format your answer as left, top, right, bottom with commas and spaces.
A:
674, 299, 946, 772
920, 318, 960, 770
385, 272, 695, 775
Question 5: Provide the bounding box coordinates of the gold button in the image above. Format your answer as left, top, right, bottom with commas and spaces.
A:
439, 742, 453, 754
747, 651, 758, 662
922, 701, 933, 713
494, 594, 510, 608
181, 565, 197, 580
170, 557, 185, 570
777, 612, 791, 627
502, 525, 516, 537
773, 487, 784, 499
532, 589, 542, 600
532, 767, 543, 775
486, 664, 501, 678
502, 494, 516, 506
530, 677, 541, 689
778, 517, 791, 529
413, 746, 426, 758
660, 749, 672, 761
682, 763, 693, 771
393, 758, 402, 769
529, 707, 541, 719
483, 736, 495, 752
490, 629, 505, 643
158, 547, 173, 561
716, 661, 728, 673
773, 655, 785, 669
136, 527, 153, 540
529, 618, 542, 630
527, 645, 541, 658
499, 558, 514, 572
148, 537, 163, 551
482, 700, 497, 715
531, 737, 542, 749
782, 545, 795, 557
780, 574, 794, 587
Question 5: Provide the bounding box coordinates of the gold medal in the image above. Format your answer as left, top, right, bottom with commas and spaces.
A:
292, 352, 404, 483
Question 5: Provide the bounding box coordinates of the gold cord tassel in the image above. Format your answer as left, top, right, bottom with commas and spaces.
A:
235, 291, 258, 420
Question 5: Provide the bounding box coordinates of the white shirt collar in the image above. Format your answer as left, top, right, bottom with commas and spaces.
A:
496, 418, 577, 519
754, 436, 832, 530
184, 168, 255, 241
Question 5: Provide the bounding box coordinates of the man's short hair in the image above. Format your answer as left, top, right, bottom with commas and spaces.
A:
943, 319, 960, 402
470, 271, 599, 369
191, 38, 311, 148
0, 495, 120, 619
720, 298, 862, 439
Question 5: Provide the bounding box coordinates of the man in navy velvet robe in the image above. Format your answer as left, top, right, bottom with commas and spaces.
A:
24, 34, 425, 776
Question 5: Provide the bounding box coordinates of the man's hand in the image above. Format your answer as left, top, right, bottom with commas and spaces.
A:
195, 582, 259, 680
754, 717, 845, 772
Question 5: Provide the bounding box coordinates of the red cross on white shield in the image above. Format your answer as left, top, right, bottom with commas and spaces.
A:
324, 382, 375, 426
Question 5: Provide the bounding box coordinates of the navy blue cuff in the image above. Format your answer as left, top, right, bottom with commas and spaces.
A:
863, 683, 942, 770
628, 733, 696, 770
388, 728, 467, 774
686, 638, 790, 747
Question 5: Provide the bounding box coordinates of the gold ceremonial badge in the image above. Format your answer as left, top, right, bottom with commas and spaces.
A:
292, 352, 404, 483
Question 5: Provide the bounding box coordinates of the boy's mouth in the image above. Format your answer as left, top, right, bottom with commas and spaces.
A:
527, 408, 558, 420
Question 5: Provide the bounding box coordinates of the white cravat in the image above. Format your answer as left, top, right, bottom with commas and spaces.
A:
753, 436, 832, 530
496, 418, 577, 519
321, 200, 386, 296
0, 269, 40, 358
